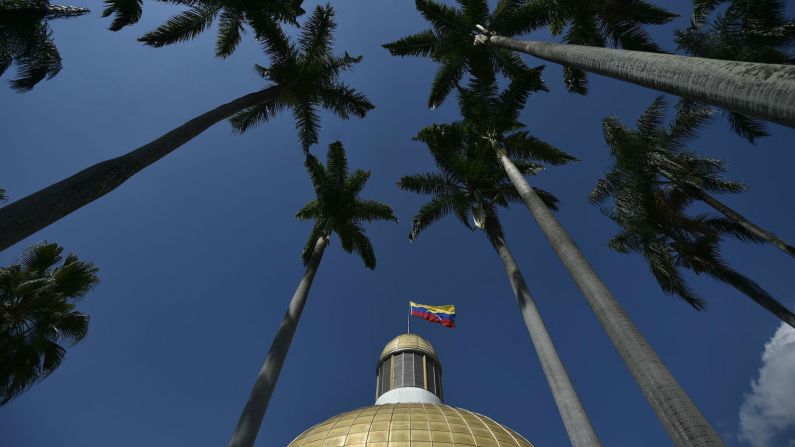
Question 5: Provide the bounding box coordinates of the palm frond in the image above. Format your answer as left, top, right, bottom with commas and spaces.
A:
428, 59, 466, 109
20, 242, 62, 273
382, 29, 439, 58
726, 111, 769, 144
340, 223, 376, 269
102, 0, 142, 31
215, 8, 244, 58
415, 0, 464, 32
345, 170, 371, 195
355, 200, 398, 223
299, 4, 335, 60
292, 101, 321, 151
504, 131, 577, 165
637, 95, 667, 137
318, 83, 374, 119
326, 141, 349, 187
295, 200, 321, 221
228, 98, 286, 133
562, 66, 588, 95
138, 4, 221, 48
399, 173, 461, 196
9, 30, 61, 92
409, 194, 468, 240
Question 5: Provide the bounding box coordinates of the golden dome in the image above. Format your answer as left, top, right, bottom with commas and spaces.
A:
380, 334, 437, 362
287, 403, 533, 447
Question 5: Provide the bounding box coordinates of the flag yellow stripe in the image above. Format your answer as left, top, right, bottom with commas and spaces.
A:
410, 301, 455, 315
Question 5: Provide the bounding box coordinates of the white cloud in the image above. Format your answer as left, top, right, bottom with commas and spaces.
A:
739, 321, 795, 447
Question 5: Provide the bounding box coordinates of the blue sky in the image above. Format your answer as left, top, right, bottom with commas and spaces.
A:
1, 0, 794, 446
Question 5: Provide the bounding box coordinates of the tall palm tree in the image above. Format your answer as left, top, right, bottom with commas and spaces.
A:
0, 242, 99, 404
591, 102, 795, 328
382, 0, 542, 109
460, 78, 724, 446
228, 141, 397, 447
102, 0, 303, 58
0, 0, 88, 91
400, 124, 602, 447
0, 5, 374, 253
473, 18, 795, 129
596, 96, 795, 258
674, 0, 795, 142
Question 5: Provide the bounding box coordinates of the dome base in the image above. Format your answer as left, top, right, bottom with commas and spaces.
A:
375, 387, 442, 405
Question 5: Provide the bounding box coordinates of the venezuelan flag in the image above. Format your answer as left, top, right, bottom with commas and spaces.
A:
410, 301, 456, 328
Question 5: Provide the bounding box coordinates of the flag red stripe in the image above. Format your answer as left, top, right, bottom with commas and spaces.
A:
410, 309, 456, 328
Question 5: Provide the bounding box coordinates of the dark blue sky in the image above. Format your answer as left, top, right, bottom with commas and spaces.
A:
1, 1, 794, 446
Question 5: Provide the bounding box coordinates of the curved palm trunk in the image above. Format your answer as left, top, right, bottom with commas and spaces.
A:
0, 86, 281, 253
476, 33, 795, 129
494, 148, 725, 447
228, 236, 329, 447
711, 267, 795, 328
488, 229, 602, 447
687, 186, 795, 259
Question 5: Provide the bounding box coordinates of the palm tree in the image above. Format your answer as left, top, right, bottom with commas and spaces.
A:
591, 102, 795, 328
400, 123, 602, 447
473, 17, 795, 129
228, 141, 397, 447
0, 0, 88, 91
102, 0, 303, 58
674, 0, 795, 142
460, 79, 724, 446
0, 5, 374, 253
0, 242, 99, 404
596, 96, 795, 258
382, 0, 542, 109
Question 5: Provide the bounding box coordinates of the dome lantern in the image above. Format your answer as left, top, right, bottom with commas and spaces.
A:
375, 334, 443, 405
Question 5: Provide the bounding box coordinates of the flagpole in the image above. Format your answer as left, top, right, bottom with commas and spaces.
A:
407, 302, 410, 334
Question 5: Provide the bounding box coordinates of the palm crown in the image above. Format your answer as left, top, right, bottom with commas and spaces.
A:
229, 5, 374, 151
590, 99, 776, 309
400, 121, 567, 244
103, 0, 304, 57
457, 74, 575, 168
296, 142, 397, 269
674, 0, 795, 142
383, 0, 544, 109
0, 0, 89, 91
0, 242, 99, 404
591, 96, 747, 205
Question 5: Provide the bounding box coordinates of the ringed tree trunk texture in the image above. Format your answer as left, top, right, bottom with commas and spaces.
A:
228, 236, 329, 447
493, 147, 725, 447
0, 86, 282, 253
488, 227, 602, 447
685, 185, 795, 259
475, 32, 795, 129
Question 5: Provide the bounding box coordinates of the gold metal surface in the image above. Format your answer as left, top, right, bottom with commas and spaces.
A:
287, 403, 534, 447
380, 334, 438, 362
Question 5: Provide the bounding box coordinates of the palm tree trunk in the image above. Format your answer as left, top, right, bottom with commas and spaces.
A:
476, 32, 795, 129
710, 267, 795, 328
488, 228, 602, 447
0, 86, 282, 253
494, 147, 725, 447
228, 235, 329, 447
686, 186, 795, 259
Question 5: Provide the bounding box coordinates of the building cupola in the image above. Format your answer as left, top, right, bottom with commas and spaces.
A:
375, 334, 443, 405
